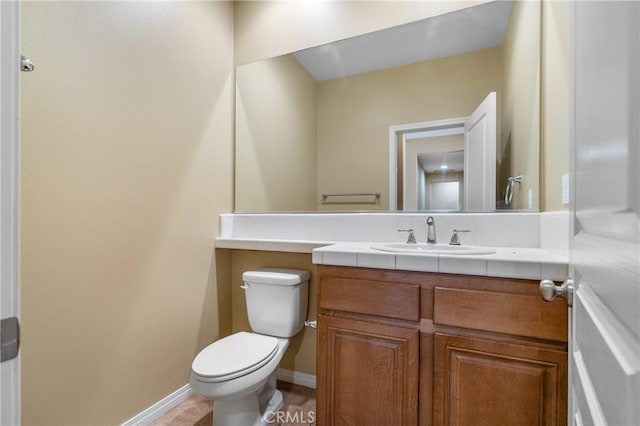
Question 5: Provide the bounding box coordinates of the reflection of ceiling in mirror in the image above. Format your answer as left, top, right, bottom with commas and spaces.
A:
292, 1, 512, 81
418, 150, 464, 173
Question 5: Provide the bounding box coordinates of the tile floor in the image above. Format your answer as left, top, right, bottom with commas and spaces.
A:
152, 382, 316, 426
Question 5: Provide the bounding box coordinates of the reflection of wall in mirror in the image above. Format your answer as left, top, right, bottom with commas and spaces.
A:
236, 54, 317, 212
317, 47, 501, 211
423, 172, 464, 211
499, 0, 541, 210
430, 181, 459, 210
541, 0, 570, 211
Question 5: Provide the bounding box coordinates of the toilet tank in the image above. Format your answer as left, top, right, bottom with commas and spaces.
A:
242, 268, 310, 338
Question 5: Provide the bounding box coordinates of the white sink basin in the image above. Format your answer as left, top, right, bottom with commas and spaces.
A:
370, 243, 496, 255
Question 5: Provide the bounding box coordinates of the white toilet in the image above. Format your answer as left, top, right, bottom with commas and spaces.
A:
190, 268, 310, 426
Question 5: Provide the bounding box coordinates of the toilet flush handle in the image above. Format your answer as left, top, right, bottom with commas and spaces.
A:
240, 284, 249, 290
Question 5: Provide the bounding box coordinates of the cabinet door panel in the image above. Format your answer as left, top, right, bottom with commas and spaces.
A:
318, 316, 419, 426
433, 333, 567, 426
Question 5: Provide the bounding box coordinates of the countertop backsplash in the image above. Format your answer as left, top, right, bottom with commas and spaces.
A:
219, 212, 568, 251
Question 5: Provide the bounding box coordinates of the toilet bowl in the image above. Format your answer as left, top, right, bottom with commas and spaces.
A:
190, 269, 309, 426
190, 332, 289, 426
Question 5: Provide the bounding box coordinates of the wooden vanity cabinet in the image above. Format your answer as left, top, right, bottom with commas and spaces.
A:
317, 265, 568, 426
316, 267, 421, 425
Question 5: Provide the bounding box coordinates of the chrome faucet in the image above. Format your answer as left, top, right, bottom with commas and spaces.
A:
426, 216, 436, 244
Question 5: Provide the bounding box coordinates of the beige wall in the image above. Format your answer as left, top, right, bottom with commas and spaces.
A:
317, 48, 502, 210
499, 0, 541, 210
234, 1, 491, 65
20, 2, 234, 424
230, 251, 317, 376
541, 0, 570, 211
236, 54, 317, 212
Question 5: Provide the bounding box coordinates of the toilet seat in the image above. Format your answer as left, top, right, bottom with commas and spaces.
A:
192, 332, 279, 383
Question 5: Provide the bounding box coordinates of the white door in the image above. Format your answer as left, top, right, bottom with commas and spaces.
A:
463, 91, 496, 211
0, 1, 21, 425
567, 2, 639, 425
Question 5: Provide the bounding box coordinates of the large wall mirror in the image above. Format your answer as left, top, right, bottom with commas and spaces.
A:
235, 0, 540, 213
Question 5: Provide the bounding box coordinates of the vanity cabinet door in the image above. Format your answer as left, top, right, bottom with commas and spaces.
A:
317, 316, 419, 426
433, 333, 568, 426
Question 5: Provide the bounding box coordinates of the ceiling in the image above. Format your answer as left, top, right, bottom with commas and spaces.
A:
418, 150, 465, 173
293, 1, 512, 81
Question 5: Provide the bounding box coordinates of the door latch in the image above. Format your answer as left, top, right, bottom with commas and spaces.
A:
1, 317, 20, 362
20, 55, 35, 72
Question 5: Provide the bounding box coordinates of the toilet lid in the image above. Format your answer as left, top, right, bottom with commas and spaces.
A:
192, 332, 279, 381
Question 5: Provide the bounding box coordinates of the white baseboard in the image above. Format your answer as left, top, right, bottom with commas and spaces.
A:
121, 384, 192, 426
277, 368, 316, 389
121, 370, 314, 425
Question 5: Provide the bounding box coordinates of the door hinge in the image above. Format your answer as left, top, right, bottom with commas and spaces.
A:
1, 317, 20, 362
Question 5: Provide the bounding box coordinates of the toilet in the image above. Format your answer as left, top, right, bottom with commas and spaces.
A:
190, 268, 310, 426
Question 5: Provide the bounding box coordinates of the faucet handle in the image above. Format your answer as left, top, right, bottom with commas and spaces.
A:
398, 229, 417, 244
449, 229, 471, 245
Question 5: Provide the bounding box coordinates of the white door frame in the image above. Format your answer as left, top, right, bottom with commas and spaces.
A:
0, 0, 21, 425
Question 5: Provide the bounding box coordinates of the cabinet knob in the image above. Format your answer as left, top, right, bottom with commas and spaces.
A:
539, 278, 574, 307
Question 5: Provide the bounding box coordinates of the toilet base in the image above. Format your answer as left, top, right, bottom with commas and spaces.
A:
211, 374, 284, 426
262, 390, 283, 424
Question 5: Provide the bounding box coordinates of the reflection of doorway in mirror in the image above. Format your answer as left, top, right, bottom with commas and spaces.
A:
389, 92, 496, 211
412, 144, 464, 211
402, 128, 464, 211
390, 121, 467, 211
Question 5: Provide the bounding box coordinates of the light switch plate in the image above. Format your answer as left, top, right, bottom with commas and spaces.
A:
562, 173, 570, 205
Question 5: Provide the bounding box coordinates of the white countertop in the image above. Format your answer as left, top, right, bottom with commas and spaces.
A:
215, 237, 568, 281
215, 237, 332, 253
312, 243, 568, 281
